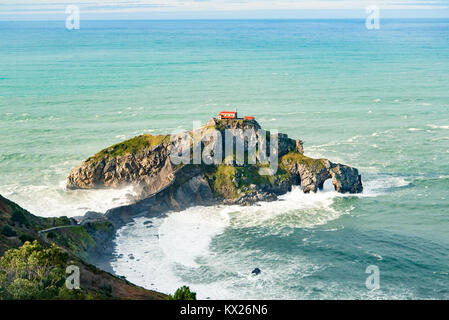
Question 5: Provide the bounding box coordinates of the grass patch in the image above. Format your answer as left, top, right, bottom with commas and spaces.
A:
236, 166, 274, 188
87, 134, 170, 163
89, 221, 113, 233
67, 226, 96, 249
280, 152, 328, 172
211, 164, 282, 198
46, 226, 96, 261
213, 164, 238, 198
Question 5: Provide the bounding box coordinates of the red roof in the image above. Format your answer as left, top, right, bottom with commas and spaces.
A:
218, 111, 237, 119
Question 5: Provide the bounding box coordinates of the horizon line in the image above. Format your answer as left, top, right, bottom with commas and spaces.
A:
2, 17, 449, 21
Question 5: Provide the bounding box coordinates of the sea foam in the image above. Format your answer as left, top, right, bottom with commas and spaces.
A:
111, 184, 356, 298
0, 182, 137, 218
110, 173, 414, 298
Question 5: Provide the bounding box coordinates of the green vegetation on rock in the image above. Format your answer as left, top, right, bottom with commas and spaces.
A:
87, 134, 170, 163
212, 119, 246, 131
213, 164, 239, 198
281, 152, 328, 172
89, 221, 113, 233
210, 163, 288, 199
236, 165, 276, 187
45, 226, 96, 261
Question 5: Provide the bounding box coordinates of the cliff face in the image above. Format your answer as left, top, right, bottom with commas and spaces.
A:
67, 135, 175, 195
67, 118, 362, 226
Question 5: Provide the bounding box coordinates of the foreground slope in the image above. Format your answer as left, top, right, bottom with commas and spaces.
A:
0, 195, 166, 300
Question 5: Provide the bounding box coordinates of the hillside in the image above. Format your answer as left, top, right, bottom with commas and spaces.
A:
0, 195, 166, 300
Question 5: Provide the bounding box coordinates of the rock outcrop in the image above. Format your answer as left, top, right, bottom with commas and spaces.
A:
279, 153, 363, 194
67, 118, 362, 227
67, 135, 175, 197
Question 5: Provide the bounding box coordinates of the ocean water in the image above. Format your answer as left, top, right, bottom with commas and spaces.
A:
0, 19, 448, 299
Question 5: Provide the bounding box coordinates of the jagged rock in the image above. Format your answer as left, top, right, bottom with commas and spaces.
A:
67, 136, 175, 196
252, 268, 261, 275
79, 211, 106, 225
296, 139, 304, 154
280, 153, 362, 194
174, 174, 214, 208
330, 164, 363, 194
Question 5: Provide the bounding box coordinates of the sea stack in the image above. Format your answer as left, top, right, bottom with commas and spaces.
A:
67, 117, 362, 227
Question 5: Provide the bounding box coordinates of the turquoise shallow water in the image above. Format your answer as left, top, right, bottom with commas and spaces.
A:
0, 20, 448, 299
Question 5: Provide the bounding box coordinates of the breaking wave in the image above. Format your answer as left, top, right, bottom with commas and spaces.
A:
111, 174, 412, 299
111, 186, 347, 298
0, 182, 137, 218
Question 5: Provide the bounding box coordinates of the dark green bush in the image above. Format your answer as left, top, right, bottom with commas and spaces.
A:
19, 234, 35, 243
168, 286, 196, 300
11, 211, 29, 227
1, 225, 17, 237
46, 232, 57, 240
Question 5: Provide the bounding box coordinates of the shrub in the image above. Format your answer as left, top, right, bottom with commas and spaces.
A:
19, 234, 35, 243
1, 225, 17, 237
10, 211, 29, 227
0, 241, 90, 300
168, 286, 196, 300
46, 232, 56, 240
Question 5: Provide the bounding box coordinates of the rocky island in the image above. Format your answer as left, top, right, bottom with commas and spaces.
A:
67, 118, 362, 228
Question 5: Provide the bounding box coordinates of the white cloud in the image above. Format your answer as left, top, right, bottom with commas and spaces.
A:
0, 0, 448, 15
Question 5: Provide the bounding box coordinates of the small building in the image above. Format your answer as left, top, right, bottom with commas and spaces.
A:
218, 110, 255, 121
218, 111, 237, 119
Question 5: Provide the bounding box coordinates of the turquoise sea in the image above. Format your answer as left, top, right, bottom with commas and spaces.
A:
0, 20, 448, 299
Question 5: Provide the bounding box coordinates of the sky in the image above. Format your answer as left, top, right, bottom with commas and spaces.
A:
1, 0, 449, 20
